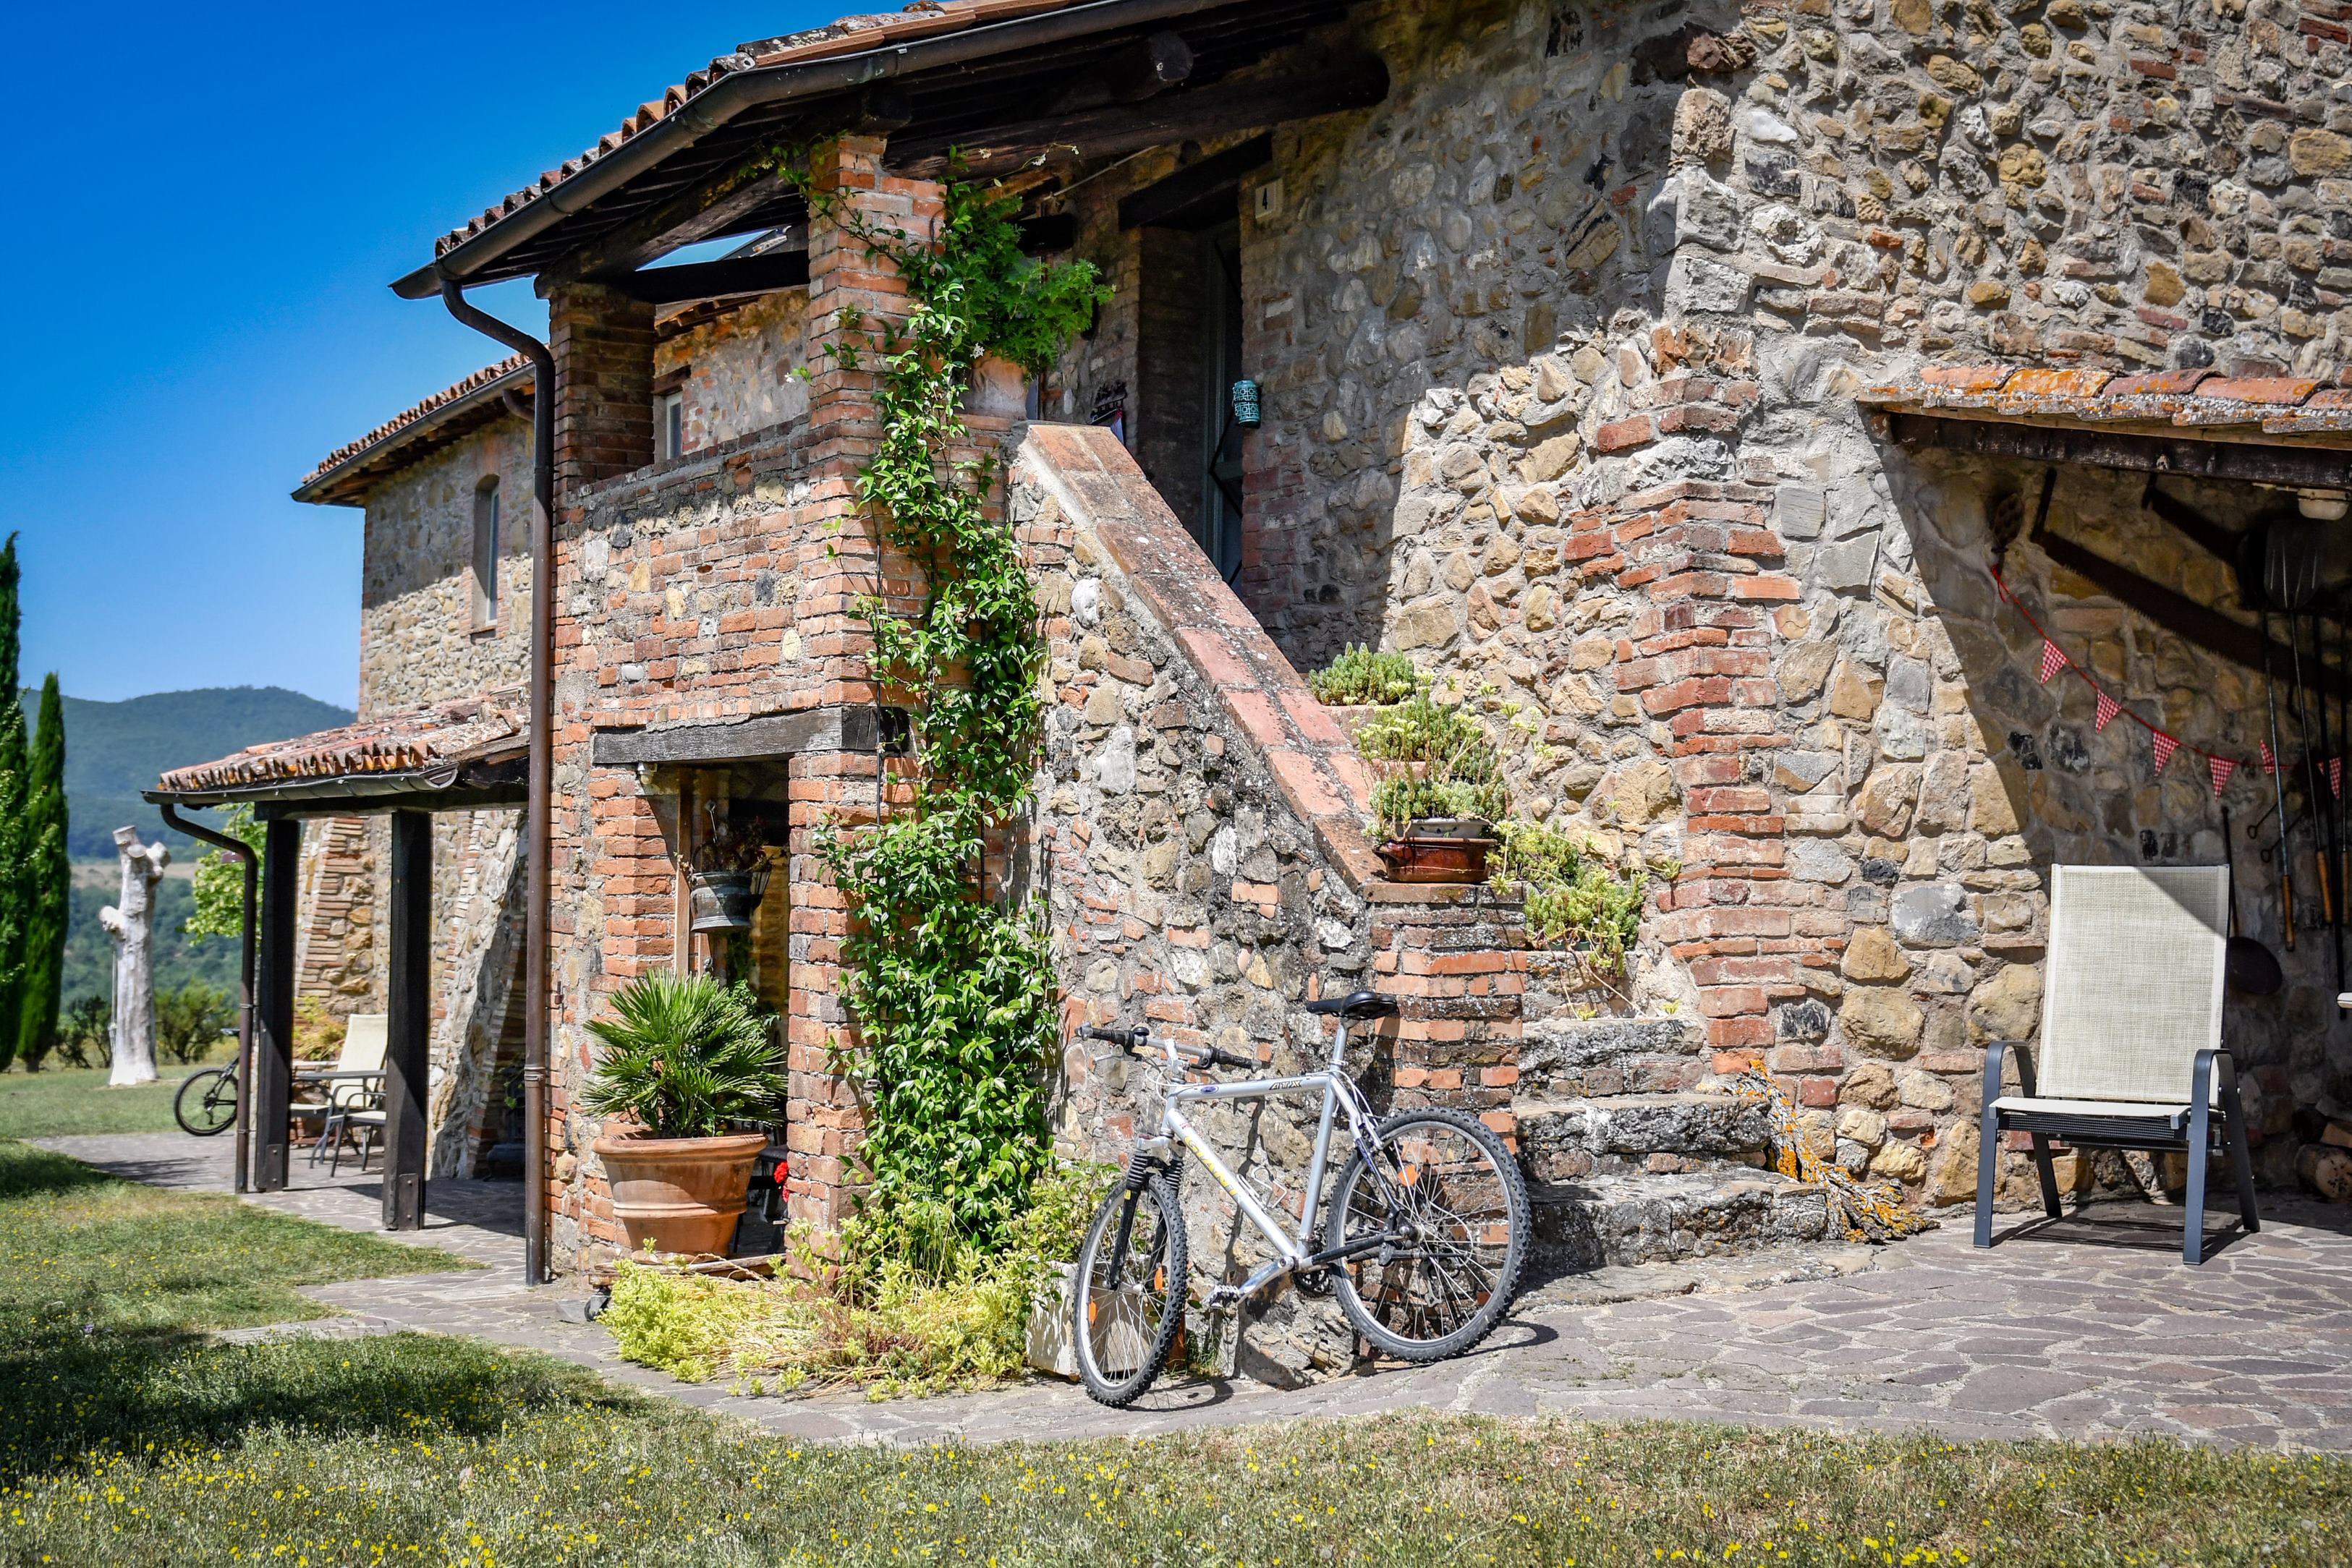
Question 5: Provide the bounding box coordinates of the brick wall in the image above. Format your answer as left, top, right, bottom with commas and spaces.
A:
550, 281, 657, 493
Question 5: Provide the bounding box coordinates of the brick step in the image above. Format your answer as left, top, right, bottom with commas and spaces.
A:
1516, 1091, 1774, 1180
1528, 1169, 1830, 1271
1517, 1015, 1707, 1100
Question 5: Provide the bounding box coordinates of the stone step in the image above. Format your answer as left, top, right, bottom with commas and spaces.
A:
1528, 1169, 1830, 1271
1516, 1091, 1775, 1180
1516, 1015, 1707, 1100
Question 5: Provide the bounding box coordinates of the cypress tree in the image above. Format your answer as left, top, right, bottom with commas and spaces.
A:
17, 674, 67, 1071
0, 534, 24, 1070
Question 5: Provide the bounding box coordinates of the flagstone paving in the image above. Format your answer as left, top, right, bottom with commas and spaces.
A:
37, 1131, 2352, 1452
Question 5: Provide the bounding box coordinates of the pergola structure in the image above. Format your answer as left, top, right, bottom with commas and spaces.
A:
146, 693, 527, 1229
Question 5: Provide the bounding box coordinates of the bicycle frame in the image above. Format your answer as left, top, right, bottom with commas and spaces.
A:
1126, 1015, 1394, 1305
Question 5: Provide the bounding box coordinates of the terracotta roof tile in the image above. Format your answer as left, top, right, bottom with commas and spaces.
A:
301, 357, 532, 493
157, 691, 526, 795
1858, 364, 2352, 443
2105, 368, 2218, 397
433, 0, 1079, 263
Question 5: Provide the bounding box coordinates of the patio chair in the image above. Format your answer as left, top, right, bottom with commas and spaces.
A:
305, 1013, 389, 1175
1974, 864, 2259, 1265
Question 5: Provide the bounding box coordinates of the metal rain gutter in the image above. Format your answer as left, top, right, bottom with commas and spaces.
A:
158, 802, 258, 1193
437, 281, 557, 1289
390, 0, 1239, 298
141, 762, 491, 809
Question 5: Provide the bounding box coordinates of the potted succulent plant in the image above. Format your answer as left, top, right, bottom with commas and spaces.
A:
584, 969, 786, 1258
1357, 691, 1509, 882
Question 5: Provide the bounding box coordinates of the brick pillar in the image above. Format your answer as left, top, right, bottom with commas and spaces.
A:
1372, 890, 1526, 1143
548, 281, 655, 496
781, 135, 946, 1235
1581, 374, 1837, 1104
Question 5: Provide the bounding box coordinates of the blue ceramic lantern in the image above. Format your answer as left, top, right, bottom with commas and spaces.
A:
1231, 378, 1262, 427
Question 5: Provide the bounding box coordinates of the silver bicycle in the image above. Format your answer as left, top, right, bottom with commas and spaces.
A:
1070, 989, 1529, 1407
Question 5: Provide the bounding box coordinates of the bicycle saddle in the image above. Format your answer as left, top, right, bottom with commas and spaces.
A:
1304, 989, 1400, 1021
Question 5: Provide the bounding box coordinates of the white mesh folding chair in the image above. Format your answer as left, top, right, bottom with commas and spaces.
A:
307, 1013, 389, 1175
1974, 864, 2259, 1265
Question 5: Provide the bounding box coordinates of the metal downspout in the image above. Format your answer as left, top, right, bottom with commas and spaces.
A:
439, 278, 556, 1285
158, 802, 258, 1193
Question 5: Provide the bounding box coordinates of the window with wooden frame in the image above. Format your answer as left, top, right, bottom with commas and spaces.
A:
472, 475, 501, 631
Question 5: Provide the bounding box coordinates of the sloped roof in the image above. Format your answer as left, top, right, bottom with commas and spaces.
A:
1859, 366, 2352, 441
295, 357, 533, 507
432, 1, 1079, 262
155, 691, 527, 798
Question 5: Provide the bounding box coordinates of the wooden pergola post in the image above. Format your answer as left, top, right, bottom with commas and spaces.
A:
383, 809, 433, 1231
252, 814, 302, 1192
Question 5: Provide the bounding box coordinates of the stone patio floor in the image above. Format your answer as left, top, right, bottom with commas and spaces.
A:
35, 1130, 2352, 1452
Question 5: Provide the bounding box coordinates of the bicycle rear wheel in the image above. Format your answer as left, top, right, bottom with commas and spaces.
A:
174, 1068, 239, 1137
1323, 1108, 1527, 1363
1071, 1165, 1187, 1407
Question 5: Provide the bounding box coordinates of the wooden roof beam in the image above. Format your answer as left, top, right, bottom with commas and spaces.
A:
888, 53, 1386, 179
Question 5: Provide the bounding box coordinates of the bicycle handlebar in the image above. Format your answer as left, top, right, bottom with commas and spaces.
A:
1079, 1023, 1254, 1071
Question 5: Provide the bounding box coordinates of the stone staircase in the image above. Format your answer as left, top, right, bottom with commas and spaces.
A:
1513, 1016, 1831, 1272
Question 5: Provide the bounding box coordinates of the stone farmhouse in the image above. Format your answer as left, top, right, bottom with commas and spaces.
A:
151, 0, 2352, 1365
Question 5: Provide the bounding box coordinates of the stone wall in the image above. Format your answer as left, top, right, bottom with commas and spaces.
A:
1014, 422, 1529, 1384
655, 291, 812, 452
1018, 0, 2352, 1209
358, 422, 533, 718
336, 419, 539, 1176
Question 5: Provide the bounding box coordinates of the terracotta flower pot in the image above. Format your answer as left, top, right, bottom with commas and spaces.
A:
590, 1130, 769, 1257
1375, 833, 1500, 884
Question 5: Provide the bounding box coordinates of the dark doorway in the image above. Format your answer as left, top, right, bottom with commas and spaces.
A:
1136, 210, 1246, 581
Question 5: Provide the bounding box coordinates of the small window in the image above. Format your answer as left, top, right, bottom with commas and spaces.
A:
472, 477, 501, 630
656, 390, 685, 461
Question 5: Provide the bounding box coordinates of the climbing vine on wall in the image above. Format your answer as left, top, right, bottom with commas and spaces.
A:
792, 151, 1110, 1247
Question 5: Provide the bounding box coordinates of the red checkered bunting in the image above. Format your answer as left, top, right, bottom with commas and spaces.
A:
2262, 741, 2278, 775
2209, 756, 2236, 798
2038, 639, 2068, 683
2094, 691, 2119, 731
2151, 731, 2180, 775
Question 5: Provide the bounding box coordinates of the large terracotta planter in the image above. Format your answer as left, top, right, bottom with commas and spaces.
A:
591, 1130, 769, 1257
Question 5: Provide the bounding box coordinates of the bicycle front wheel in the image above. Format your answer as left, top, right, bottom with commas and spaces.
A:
1324, 1108, 1527, 1363
1071, 1166, 1187, 1407
174, 1067, 239, 1137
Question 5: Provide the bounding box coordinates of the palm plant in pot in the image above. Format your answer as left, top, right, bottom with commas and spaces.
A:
584, 969, 786, 1258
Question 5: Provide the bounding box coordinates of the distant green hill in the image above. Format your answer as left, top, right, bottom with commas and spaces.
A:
17, 686, 355, 859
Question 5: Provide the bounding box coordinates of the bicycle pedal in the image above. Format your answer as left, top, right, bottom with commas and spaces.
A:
1204, 1284, 1246, 1312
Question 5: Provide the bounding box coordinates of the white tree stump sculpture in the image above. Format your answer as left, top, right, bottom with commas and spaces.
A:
101, 825, 170, 1087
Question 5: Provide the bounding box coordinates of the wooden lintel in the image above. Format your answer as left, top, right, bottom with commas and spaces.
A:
590, 704, 894, 767
1118, 133, 1272, 229
1883, 411, 2352, 491
889, 56, 1388, 179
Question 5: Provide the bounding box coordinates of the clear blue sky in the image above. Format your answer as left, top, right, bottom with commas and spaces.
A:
1, 2, 834, 709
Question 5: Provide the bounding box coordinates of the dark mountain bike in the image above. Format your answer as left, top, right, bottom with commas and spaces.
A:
174, 1065, 238, 1137
1070, 989, 1528, 1407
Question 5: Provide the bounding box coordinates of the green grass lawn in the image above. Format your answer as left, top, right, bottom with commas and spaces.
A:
0, 1139, 2345, 1566
0, 1041, 236, 1141
0, 1139, 461, 1338
1, 1346, 2343, 1567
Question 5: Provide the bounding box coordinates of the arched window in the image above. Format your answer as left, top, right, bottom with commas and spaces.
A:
472, 476, 501, 630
